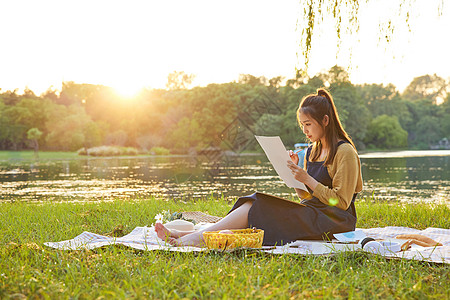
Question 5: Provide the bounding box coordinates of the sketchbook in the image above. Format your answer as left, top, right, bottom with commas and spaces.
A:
255, 135, 308, 192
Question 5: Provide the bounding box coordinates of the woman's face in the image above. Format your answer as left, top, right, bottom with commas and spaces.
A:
298, 112, 325, 143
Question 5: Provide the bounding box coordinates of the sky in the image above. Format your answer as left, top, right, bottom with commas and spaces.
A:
0, 0, 449, 97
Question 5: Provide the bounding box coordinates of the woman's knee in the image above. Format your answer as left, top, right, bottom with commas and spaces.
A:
238, 201, 254, 215
241, 200, 254, 209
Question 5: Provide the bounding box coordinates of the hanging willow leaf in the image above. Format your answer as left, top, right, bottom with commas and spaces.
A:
296, 0, 444, 72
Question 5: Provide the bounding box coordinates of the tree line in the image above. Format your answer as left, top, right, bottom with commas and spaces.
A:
0, 66, 449, 153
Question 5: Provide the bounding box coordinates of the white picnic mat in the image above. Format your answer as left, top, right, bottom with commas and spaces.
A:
44, 226, 450, 264
268, 227, 450, 264
44, 225, 208, 253
364, 226, 450, 264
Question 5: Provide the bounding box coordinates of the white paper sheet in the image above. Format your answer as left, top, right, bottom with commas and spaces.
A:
255, 135, 308, 191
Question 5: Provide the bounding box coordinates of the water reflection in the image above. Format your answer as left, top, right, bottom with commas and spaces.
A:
0, 151, 449, 204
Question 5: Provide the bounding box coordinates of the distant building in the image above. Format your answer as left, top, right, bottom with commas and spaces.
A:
430, 138, 449, 150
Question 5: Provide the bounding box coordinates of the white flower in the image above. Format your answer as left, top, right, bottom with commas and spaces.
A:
154, 213, 164, 223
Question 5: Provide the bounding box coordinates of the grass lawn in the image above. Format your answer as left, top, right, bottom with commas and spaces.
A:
1, 197, 449, 299
0, 151, 79, 161
0, 150, 184, 162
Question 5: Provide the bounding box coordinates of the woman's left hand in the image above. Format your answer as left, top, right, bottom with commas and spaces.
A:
287, 160, 310, 183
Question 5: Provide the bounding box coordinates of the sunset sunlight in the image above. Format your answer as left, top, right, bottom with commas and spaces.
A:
0, 0, 449, 95
112, 83, 145, 99
1, 1, 449, 298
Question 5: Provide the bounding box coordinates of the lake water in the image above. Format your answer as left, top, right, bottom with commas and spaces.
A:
0, 150, 449, 204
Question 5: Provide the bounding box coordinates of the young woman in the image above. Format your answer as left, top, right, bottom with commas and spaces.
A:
156, 88, 363, 246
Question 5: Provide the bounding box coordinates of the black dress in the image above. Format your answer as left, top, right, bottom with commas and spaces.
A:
228, 141, 357, 246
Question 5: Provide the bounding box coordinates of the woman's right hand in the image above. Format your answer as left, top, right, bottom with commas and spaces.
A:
288, 150, 299, 165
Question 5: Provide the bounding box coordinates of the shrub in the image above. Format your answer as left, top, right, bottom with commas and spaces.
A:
122, 147, 138, 156
150, 146, 170, 155
78, 146, 139, 156
77, 148, 88, 155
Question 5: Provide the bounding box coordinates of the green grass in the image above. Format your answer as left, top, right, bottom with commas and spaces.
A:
0, 150, 79, 161
1, 196, 449, 299
0, 150, 191, 162
0, 150, 172, 162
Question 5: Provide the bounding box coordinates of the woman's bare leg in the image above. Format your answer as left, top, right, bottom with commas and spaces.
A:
155, 201, 253, 247
155, 222, 194, 239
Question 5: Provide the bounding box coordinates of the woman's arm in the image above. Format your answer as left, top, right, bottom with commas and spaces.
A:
312, 145, 362, 210
294, 187, 312, 199
287, 161, 318, 197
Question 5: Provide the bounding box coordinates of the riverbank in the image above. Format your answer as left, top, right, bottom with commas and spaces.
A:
2, 148, 450, 162
0, 150, 219, 161
0, 150, 80, 161
1, 196, 449, 298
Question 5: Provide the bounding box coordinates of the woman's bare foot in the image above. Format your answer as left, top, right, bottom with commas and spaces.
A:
155, 222, 195, 241
155, 222, 174, 241
155, 223, 205, 247
154, 224, 180, 246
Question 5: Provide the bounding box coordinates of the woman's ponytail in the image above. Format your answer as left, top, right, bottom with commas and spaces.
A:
298, 88, 356, 165
317, 88, 331, 101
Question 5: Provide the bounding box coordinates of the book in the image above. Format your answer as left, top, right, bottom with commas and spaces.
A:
254, 135, 308, 192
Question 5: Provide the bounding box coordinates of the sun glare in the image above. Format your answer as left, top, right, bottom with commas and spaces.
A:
113, 83, 144, 99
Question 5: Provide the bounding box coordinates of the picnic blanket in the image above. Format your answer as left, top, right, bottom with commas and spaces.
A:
44, 226, 450, 264
44, 224, 210, 253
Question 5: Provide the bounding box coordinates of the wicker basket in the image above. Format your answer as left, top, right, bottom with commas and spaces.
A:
203, 228, 264, 250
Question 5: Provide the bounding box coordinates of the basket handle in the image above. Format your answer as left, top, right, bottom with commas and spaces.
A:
221, 240, 229, 252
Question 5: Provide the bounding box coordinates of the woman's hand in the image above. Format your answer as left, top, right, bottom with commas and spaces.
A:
287, 160, 319, 193
288, 150, 299, 165
287, 160, 308, 182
